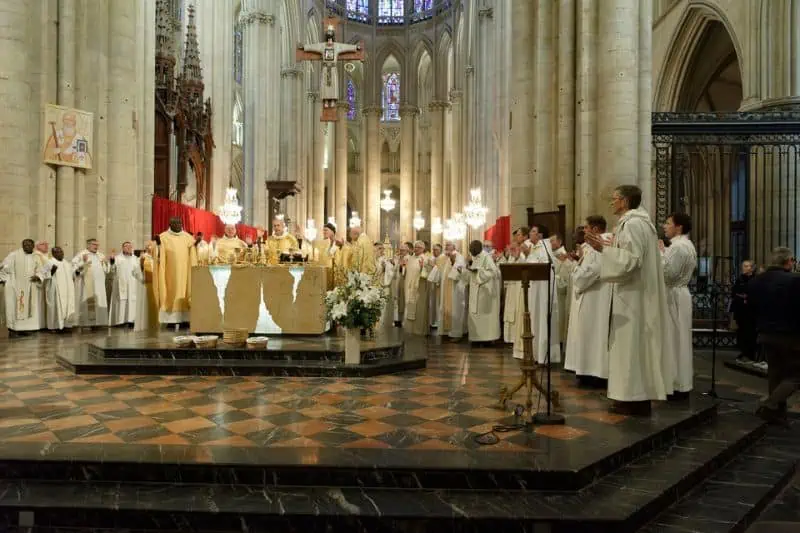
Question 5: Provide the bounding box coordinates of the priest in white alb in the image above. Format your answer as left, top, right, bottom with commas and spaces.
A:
428, 244, 446, 328
108, 242, 139, 327
584, 185, 674, 416
72, 238, 110, 327
513, 225, 560, 363
564, 216, 613, 387
158, 217, 198, 324
0, 239, 43, 332
501, 242, 523, 343
40, 246, 76, 331
660, 212, 698, 399
403, 241, 433, 336
462, 240, 501, 343
391, 242, 410, 326
373, 241, 395, 328
551, 232, 576, 351
432, 242, 467, 340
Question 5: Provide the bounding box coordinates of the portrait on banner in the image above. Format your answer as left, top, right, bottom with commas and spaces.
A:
42, 104, 94, 169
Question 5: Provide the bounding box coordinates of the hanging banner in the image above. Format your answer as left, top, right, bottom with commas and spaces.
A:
42, 104, 94, 169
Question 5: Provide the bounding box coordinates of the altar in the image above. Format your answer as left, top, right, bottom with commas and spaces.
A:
190, 265, 331, 335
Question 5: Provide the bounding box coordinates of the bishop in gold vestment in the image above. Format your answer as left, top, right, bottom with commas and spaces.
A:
266, 217, 299, 257
334, 225, 375, 285
157, 218, 197, 324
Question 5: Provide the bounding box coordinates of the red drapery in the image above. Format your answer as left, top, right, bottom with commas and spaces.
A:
484, 215, 511, 252
151, 197, 259, 242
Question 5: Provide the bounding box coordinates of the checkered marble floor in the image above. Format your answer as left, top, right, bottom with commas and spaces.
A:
0, 329, 787, 453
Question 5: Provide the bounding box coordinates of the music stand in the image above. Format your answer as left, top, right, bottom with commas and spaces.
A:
498, 263, 564, 425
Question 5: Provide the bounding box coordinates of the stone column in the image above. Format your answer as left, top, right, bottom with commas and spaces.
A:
429, 101, 448, 236
0, 0, 32, 255
239, 5, 279, 226
574, 0, 597, 221
56, 0, 77, 254
596, 0, 643, 217
136, 0, 156, 246
556, 0, 576, 225
533, 0, 555, 212
281, 66, 302, 222
335, 102, 349, 234
449, 90, 463, 219
196, 0, 233, 210
792, 0, 800, 95
508, 0, 534, 227
107, 0, 139, 249
310, 92, 325, 230
399, 104, 417, 241
363, 106, 382, 241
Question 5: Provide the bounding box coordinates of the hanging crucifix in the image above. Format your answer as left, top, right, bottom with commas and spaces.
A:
297, 17, 365, 122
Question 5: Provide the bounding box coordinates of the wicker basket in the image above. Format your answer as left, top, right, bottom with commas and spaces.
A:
194, 335, 219, 349
173, 335, 194, 348
246, 336, 269, 350
223, 328, 249, 346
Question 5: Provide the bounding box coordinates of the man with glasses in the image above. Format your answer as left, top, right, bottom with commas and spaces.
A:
584, 185, 673, 416
748, 247, 800, 425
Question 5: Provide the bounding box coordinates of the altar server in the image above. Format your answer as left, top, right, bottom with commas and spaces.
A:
109, 242, 139, 326
40, 246, 76, 331
403, 240, 433, 336
661, 212, 698, 398
585, 185, 674, 416
72, 238, 110, 327
513, 225, 560, 363
564, 217, 613, 386
157, 217, 197, 324
0, 239, 43, 332
462, 239, 501, 343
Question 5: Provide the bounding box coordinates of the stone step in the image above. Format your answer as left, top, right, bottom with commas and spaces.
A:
640, 424, 798, 533
0, 412, 766, 533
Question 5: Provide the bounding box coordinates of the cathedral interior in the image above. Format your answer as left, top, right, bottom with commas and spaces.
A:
0, 0, 799, 531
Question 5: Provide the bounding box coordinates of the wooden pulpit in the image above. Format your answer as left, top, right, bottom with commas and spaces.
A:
266, 181, 301, 232
498, 262, 563, 424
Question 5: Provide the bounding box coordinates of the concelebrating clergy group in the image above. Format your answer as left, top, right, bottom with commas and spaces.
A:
1, 184, 709, 416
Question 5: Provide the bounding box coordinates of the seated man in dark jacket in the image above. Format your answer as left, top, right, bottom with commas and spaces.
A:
747, 247, 800, 423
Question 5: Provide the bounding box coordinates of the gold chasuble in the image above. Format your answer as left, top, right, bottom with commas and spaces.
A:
266, 233, 298, 256
334, 233, 375, 286
157, 230, 197, 315
215, 237, 246, 262
141, 254, 160, 334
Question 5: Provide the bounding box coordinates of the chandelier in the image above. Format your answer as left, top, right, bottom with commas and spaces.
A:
379, 190, 396, 212
349, 211, 361, 228
443, 213, 467, 241
431, 217, 443, 235
304, 219, 318, 242
413, 210, 425, 231
217, 187, 243, 225
464, 188, 489, 229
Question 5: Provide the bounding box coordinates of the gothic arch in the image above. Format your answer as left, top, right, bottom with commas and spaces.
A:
654, 2, 745, 111
279, 0, 300, 67
453, 4, 466, 87
436, 29, 453, 98
408, 37, 433, 104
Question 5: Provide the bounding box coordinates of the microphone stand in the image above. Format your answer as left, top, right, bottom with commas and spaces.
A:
533, 245, 565, 425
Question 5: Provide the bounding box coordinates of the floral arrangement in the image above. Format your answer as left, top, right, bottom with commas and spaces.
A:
325, 271, 387, 332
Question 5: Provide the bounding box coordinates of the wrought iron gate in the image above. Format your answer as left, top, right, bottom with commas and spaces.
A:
652, 110, 800, 339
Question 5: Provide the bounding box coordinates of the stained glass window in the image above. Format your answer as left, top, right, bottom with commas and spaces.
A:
346, 0, 369, 22
346, 79, 357, 120
378, 0, 404, 24
233, 24, 243, 85
382, 72, 400, 121
414, 0, 432, 12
